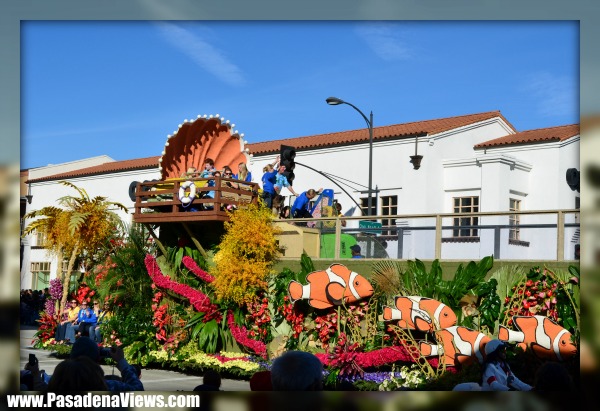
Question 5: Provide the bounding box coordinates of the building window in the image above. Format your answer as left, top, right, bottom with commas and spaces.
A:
360, 197, 378, 218
381, 196, 397, 235
509, 198, 521, 241
30, 261, 51, 290
33, 232, 48, 248
452, 196, 479, 237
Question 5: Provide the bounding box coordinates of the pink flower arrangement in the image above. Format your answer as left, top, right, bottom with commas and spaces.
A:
227, 311, 267, 358
145, 254, 220, 318
182, 256, 215, 283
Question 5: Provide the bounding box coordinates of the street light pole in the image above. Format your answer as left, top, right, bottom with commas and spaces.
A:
326, 97, 374, 216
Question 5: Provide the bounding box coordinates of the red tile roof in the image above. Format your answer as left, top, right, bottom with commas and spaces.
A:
27, 156, 160, 183
28, 111, 554, 183
248, 111, 514, 154
475, 124, 579, 148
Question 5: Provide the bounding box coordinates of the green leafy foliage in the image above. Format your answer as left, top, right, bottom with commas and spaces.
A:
475, 278, 501, 333
436, 256, 494, 309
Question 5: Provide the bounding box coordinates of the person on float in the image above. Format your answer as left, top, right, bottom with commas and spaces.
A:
481, 339, 532, 391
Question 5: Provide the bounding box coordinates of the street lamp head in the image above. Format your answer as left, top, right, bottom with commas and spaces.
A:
326, 97, 344, 106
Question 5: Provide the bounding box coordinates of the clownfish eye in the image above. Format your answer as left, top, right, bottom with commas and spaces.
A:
560, 340, 566, 345
443, 312, 448, 317
354, 280, 360, 287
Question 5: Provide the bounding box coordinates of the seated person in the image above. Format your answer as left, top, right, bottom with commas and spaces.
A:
291, 188, 322, 219
75, 301, 98, 338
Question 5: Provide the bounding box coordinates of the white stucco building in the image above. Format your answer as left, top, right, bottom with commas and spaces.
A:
20, 110, 580, 290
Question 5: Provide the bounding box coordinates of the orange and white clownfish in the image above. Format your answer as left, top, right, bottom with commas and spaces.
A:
382, 296, 457, 332
419, 326, 491, 367
288, 264, 374, 309
498, 315, 577, 361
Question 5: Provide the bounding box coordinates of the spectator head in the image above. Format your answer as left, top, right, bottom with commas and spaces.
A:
202, 370, 221, 389
70, 336, 99, 361
250, 370, 273, 391
484, 339, 507, 362
271, 351, 323, 391
222, 166, 234, 178
350, 245, 361, 255
306, 189, 318, 199
204, 158, 214, 168
47, 357, 108, 392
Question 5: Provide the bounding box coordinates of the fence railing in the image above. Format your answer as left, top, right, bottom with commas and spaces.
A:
275, 209, 580, 262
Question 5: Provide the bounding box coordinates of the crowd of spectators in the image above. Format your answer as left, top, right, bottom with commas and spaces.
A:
20, 288, 48, 326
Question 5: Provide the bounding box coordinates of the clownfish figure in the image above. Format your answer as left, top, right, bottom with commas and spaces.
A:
420, 326, 491, 367
382, 296, 457, 332
288, 264, 374, 309
498, 315, 577, 361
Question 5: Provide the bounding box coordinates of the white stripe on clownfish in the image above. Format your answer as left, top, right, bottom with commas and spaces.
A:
553, 329, 568, 361
473, 333, 487, 363
408, 297, 432, 325
450, 327, 484, 361
301, 284, 311, 300
534, 317, 552, 349
326, 266, 345, 286
500, 326, 525, 343
433, 302, 445, 328
347, 271, 361, 300
325, 266, 361, 301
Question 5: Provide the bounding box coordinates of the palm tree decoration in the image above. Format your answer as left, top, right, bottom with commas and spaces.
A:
23, 181, 127, 316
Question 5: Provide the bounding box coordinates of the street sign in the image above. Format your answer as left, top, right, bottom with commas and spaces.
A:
359, 221, 382, 235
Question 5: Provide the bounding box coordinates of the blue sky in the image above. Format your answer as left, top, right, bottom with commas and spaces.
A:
21, 21, 579, 169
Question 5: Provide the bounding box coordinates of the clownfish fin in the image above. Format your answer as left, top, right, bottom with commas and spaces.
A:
414, 316, 433, 333
382, 306, 394, 321
419, 341, 437, 357
498, 325, 510, 341
288, 280, 304, 302
325, 282, 345, 305
309, 298, 333, 310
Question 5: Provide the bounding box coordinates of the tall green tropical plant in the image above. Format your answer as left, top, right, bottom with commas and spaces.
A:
23, 181, 127, 316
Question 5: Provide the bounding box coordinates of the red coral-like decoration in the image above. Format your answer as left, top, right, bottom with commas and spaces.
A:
144, 254, 220, 319
315, 345, 439, 369
227, 311, 267, 358
182, 256, 215, 283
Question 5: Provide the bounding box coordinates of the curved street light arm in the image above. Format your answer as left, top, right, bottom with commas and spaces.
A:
295, 161, 367, 216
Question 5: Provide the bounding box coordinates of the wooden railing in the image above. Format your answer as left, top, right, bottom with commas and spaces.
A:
132, 177, 259, 224
275, 209, 580, 262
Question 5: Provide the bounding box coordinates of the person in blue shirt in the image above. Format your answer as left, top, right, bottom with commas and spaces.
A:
235, 162, 252, 182
350, 244, 364, 258
291, 188, 322, 219
75, 301, 98, 338
261, 157, 280, 209
274, 163, 299, 197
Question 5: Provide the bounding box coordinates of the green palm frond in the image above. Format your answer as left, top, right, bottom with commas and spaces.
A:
23, 206, 63, 220
68, 211, 92, 235
59, 181, 90, 201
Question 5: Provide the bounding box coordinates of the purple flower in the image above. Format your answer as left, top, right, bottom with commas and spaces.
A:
49, 278, 62, 300
44, 299, 55, 317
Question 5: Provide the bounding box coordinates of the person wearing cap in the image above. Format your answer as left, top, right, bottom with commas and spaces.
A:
350, 244, 364, 258
481, 339, 532, 391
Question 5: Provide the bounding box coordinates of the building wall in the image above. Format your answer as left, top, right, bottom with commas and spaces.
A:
20, 118, 580, 289
21, 168, 159, 290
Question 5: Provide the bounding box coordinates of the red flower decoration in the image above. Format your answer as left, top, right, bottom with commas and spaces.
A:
182, 256, 215, 283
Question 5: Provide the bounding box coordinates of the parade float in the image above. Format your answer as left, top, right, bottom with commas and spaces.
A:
28, 115, 580, 390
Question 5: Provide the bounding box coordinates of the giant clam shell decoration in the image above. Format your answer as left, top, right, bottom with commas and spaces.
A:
158, 114, 251, 180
